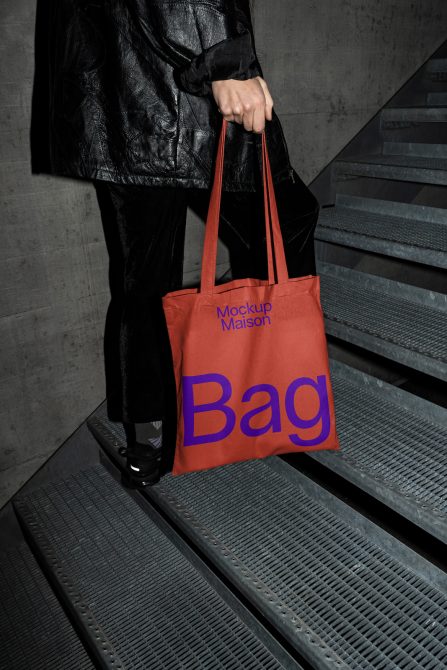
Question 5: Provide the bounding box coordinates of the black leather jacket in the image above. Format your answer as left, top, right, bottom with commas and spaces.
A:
31, 1, 294, 191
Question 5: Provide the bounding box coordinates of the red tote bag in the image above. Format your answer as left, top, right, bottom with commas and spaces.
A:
162, 119, 340, 476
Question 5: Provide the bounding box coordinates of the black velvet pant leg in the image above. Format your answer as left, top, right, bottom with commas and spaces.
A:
93, 181, 188, 432
93, 168, 319, 476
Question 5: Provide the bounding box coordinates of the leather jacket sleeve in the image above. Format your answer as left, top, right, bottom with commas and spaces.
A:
131, 1, 263, 96
177, 29, 262, 96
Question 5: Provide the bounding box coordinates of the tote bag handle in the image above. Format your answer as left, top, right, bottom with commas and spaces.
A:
200, 118, 289, 294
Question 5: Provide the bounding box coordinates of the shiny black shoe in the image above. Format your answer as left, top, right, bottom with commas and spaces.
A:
118, 442, 162, 488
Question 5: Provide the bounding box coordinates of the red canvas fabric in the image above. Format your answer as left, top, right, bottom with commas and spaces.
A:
162, 119, 340, 476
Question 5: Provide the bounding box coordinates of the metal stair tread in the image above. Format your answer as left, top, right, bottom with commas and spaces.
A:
142, 453, 447, 670
428, 92, 447, 106
335, 152, 447, 171
13, 465, 300, 670
310, 360, 447, 541
426, 59, 447, 71
317, 262, 447, 380
316, 203, 447, 260
426, 59, 447, 77
381, 107, 447, 121
383, 105, 447, 109
0, 542, 94, 670
88, 412, 447, 669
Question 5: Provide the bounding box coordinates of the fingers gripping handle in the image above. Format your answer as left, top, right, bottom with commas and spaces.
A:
200, 119, 289, 294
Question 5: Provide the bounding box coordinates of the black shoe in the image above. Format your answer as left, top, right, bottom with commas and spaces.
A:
118, 442, 162, 488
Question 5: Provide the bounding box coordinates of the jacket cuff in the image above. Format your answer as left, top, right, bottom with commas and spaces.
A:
175, 30, 262, 96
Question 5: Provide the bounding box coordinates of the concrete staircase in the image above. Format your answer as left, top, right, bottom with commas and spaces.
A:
2, 46, 447, 670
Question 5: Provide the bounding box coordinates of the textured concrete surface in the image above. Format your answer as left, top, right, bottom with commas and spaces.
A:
1, 0, 447, 508
252, 0, 447, 183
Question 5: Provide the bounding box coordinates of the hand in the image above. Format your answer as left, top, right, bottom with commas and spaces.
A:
211, 76, 274, 133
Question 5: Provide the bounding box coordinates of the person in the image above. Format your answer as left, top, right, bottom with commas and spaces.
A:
30, 0, 320, 487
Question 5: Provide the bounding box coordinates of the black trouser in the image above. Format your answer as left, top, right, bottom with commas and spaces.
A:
93, 169, 319, 474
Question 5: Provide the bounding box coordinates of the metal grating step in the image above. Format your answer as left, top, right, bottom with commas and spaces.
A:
142, 459, 447, 669
88, 413, 447, 670
383, 142, 447, 159
383, 142, 447, 157
316, 261, 447, 380
310, 359, 447, 542
334, 152, 447, 185
0, 542, 93, 670
13, 465, 302, 670
316, 195, 447, 268
381, 107, 447, 126
428, 93, 447, 106
426, 59, 447, 82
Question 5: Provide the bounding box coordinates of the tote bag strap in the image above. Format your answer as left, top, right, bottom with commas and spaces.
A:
261, 125, 289, 286
200, 118, 289, 294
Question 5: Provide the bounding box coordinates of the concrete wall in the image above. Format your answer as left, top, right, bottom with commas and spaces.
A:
252, 0, 447, 183
1, 0, 446, 507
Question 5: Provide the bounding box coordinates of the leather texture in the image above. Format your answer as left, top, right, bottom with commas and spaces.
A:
31, 0, 295, 191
